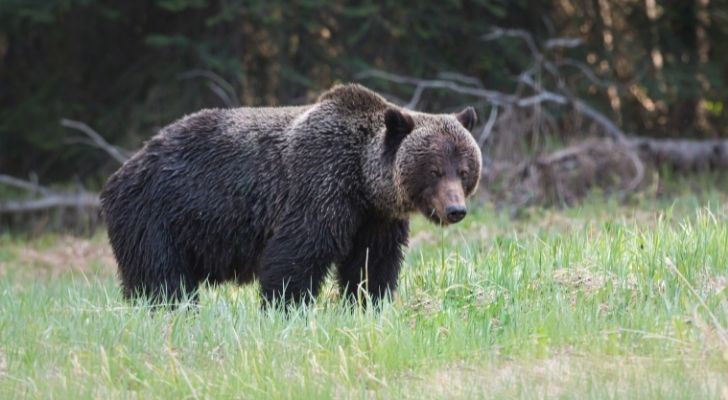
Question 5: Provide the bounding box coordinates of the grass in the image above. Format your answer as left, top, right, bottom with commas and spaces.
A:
0, 191, 727, 399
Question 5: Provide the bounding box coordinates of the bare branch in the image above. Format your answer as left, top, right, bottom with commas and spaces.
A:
517, 91, 567, 108
60, 118, 130, 164
544, 37, 583, 49
360, 67, 629, 142
356, 69, 513, 107
622, 146, 645, 194
178, 69, 239, 107
571, 99, 626, 141
376, 92, 410, 106
556, 59, 649, 92
406, 84, 426, 109
490, 29, 631, 143
517, 72, 626, 141
0, 174, 52, 196
205, 82, 236, 107
0, 173, 100, 214
357, 28, 728, 210
436, 72, 484, 88
0, 193, 99, 213
556, 59, 611, 88
478, 106, 499, 148
628, 137, 728, 170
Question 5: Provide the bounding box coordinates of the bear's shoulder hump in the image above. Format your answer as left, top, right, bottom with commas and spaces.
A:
317, 84, 388, 113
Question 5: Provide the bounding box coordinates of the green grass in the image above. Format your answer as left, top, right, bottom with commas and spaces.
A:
0, 193, 727, 399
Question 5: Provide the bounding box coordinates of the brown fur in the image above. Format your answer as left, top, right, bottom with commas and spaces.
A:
101, 83, 481, 305
388, 112, 482, 223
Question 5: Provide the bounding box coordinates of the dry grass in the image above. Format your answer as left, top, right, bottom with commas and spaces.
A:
11, 235, 115, 279
412, 355, 728, 399
552, 266, 609, 294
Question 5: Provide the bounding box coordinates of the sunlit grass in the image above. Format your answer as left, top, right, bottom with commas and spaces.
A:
0, 192, 726, 398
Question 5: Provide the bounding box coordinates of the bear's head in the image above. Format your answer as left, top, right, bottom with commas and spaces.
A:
386, 106, 482, 225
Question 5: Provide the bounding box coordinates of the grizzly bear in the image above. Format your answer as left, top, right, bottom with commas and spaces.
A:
100, 84, 481, 305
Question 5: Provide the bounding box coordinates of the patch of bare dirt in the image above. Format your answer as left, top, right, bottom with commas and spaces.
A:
701, 274, 727, 297
422, 357, 573, 398
553, 267, 609, 294
550, 266, 639, 311
17, 236, 115, 277
412, 355, 727, 399
406, 290, 442, 316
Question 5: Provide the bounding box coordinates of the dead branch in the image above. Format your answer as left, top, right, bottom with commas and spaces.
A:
178, 69, 239, 107
206, 82, 236, 107
622, 145, 645, 193
555, 59, 612, 88
359, 68, 628, 143
517, 69, 627, 142
0, 174, 52, 196
629, 137, 728, 171
436, 72, 484, 88
485, 27, 631, 142
406, 84, 427, 109
361, 27, 728, 212
60, 118, 130, 164
491, 139, 647, 214
360, 27, 637, 146
0, 173, 100, 214
478, 106, 499, 148
0, 193, 99, 213
355, 70, 514, 108
544, 37, 583, 50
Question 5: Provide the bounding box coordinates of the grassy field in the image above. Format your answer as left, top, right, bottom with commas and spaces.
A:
0, 192, 727, 399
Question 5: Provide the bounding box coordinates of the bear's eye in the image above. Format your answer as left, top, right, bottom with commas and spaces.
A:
430, 170, 443, 178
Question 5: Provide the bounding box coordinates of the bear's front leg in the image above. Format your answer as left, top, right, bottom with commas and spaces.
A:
258, 211, 360, 308
258, 237, 335, 307
337, 218, 409, 305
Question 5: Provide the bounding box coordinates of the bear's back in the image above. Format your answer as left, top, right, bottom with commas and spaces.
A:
101, 105, 317, 285
103, 104, 314, 221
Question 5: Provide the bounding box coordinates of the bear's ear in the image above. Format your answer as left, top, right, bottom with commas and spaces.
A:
456, 106, 478, 131
384, 108, 415, 156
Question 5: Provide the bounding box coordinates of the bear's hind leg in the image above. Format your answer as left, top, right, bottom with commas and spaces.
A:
121, 271, 198, 304
116, 225, 199, 305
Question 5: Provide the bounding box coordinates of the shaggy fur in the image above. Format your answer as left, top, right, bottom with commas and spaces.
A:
100, 84, 481, 305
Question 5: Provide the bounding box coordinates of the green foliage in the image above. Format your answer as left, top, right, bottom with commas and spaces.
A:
155, 0, 207, 12
1, 1, 727, 183
0, 1, 541, 182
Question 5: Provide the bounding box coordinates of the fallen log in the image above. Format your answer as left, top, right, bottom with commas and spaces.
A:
0, 174, 100, 214
629, 137, 728, 171
487, 136, 727, 215
0, 194, 100, 213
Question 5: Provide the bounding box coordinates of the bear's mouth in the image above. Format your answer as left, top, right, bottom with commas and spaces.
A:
420, 205, 449, 226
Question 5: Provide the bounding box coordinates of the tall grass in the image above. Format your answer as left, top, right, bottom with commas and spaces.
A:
0, 194, 726, 398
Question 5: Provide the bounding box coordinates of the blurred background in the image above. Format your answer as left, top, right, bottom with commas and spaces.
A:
1, 0, 727, 232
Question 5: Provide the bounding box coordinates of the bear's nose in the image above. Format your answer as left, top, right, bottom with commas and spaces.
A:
445, 205, 467, 223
